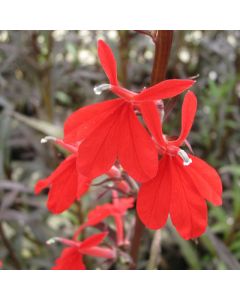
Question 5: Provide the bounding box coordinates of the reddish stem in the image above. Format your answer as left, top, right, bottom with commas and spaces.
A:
129, 30, 173, 269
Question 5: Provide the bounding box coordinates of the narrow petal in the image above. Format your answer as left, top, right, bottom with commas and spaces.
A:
169, 91, 197, 147
35, 155, 77, 194
47, 157, 79, 214
137, 156, 171, 229
76, 104, 123, 178
116, 197, 135, 213
185, 155, 222, 205
35, 178, 50, 194
52, 247, 86, 270
80, 232, 108, 249
64, 99, 123, 143
114, 215, 124, 245
80, 246, 116, 259
139, 101, 165, 146
170, 158, 208, 240
98, 39, 118, 85
134, 79, 195, 102
87, 204, 113, 225
118, 103, 158, 182
76, 173, 90, 198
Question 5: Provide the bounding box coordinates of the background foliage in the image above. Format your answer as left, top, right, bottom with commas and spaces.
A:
0, 30, 240, 270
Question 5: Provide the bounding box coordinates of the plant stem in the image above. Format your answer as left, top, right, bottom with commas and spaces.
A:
129, 30, 173, 269
118, 31, 131, 87
151, 30, 173, 84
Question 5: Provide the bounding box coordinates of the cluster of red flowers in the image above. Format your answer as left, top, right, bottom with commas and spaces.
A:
35, 39, 222, 269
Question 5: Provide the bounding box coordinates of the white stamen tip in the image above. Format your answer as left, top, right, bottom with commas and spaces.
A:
94, 83, 111, 95
178, 149, 192, 166
40, 136, 56, 144
46, 237, 58, 245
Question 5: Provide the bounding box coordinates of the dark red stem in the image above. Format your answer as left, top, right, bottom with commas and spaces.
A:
129, 30, 173, 269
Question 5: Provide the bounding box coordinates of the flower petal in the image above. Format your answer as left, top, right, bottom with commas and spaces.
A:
46, 156, 79, 214
170, 158, 208, 240
80, 232, 108, 249
139, 101, 165, 146
80, 246, 116, 259
35, 154, 89, 214
87, 204, 113, 225
76, 173, 90, 198
34, 155, 77, 195
98, 39, 118, 85
76, 104, 124, 178
137, 156, 171, 229
169, 91, 197, 147
116, 197, 135, 213
118, 103, 158, 182
114, 215, 124, 245
185, 155, 222, 206
52, 247, 86, 270
64, 99, 123, 143
134, 79, 195, 102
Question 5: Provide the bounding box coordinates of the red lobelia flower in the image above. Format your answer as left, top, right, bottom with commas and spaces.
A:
64, 39, 195, 182
35, 137, 129, 214
137, 91, 223, 240
74, 191, 134, 245
50, 232, 115, 270
34, 137, 90, 214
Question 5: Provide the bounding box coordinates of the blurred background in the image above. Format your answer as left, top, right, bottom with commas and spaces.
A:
0, 30, 240, 270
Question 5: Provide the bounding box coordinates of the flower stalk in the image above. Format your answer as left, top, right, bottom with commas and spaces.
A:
129, 30, 174, 269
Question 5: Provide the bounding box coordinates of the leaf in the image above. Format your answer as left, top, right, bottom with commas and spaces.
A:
10, 111, 62, 137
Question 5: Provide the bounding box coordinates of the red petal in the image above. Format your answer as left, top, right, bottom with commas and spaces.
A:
137, 156, 171, 229
80, 246, 116, 259
118, 103, 158, 182
169, 91, 197, 147
185, 155, 222, 206
170, 158, 208, 239
76, 104, 124, 178
80, 232, 108, 249
52, 247, 86, 270
134, 79, 195, 102
47, 156, 79, 214
116, 197, 135, 213
77, 173, 90, 198
98, 39, 118, 85
35, 155, 76, 194
114, 215, 124, 245
64, 99, 123, 143
139, 101, 165, 146
35, 178, 50, 194
35, 155, 89, 214
87, 203, 113, 225
73, 204, 115, 241
35, 155, 77, 195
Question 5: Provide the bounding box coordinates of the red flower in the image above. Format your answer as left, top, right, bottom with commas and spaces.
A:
74, 191, 134, 245
137, 91, 223, 240
64, 39, 195, 182
51, 232, 115, 270
35, 137, 90, 214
